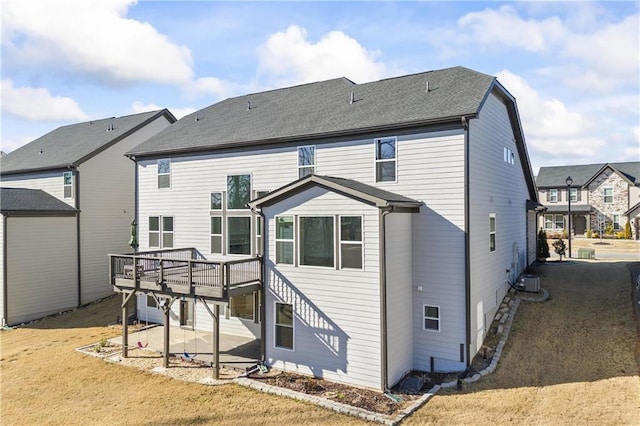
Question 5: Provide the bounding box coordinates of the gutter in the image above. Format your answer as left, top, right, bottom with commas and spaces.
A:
2, 214, 7, 326
74, 168, 82, 307
250, 206, 267, 364
379, 208, 392, 391
463, 116, 471, 368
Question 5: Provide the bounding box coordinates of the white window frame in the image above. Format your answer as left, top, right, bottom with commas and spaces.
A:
275, 215, 295, 265
339, 215, 363, 270
613, 214, 621, 230
157, 159, 171, 189
603, 187, 613, 204
423, 305, 440, 332
544, 214, 554, 230
210, 215, 223, 254
274, 302, 294, 350
297, 145, 316, 179
549, 189, 558, 203
226, 174, 251, 211
298, 215, 335, 268
210, 191, 223, 210
63, 171, 74, 199
489, 213, 496, 252
148, 215, 173, 248
569, 188, 578, 202
503, 147, 515, 165
374, 136, 397, 183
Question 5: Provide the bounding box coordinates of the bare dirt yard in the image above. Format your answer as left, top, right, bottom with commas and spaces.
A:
1, 258, 639, 425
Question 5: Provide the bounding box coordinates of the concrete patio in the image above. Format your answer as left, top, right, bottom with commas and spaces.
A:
109, 325, 261, 371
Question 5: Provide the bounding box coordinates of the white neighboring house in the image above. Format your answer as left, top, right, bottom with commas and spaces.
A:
118, 67, 539, 390
0, 110, 176, 323
1, 188, 78, 326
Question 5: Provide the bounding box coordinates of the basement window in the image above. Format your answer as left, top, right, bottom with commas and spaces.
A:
275, 302, 294, 350
489, 214, 496, 252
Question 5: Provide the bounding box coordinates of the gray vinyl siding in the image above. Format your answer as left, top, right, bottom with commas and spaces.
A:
78, 115, 172, 303
136, 128, 468, 372
527, 211, 537, 265
384, 213, 414, 386
263, 186, 382, 389
5, 216, 77, 325
1, 171, 72, 206
468, 92, 529, 358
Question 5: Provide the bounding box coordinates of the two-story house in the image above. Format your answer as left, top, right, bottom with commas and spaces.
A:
536, 162, 640, 239
111, 66, 539, 390
0, 110, 176, 325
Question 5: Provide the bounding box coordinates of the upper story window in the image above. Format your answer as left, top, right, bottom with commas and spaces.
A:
423, 305, 440, 331
157, 159, 171, 189
297, 146, 315, 178
149, 216, 173, 248
489, 214, 496, 252
210, 192, 222, 210
503, 147, 515, 165
374, 137, 397, 182
210, 216, 222, 254
299, 216, 334, 267
227, 174, 251, 210
63, 171, 74, 198
603, 187, 613, 203
340, 216, 363, 269
275, 216, 294, 265
227, 216, 251, 255
549, 189, 558, 203
569, 188, 578, 202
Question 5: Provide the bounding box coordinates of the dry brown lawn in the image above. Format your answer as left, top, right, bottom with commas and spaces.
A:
1, 259, 639, 425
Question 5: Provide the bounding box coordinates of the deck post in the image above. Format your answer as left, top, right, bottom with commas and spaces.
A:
122, 292, 128, 358
163, 301, 171, 368
213, 303, 220, 379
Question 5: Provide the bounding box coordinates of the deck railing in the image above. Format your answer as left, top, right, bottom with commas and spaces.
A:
109, 248, 262, 300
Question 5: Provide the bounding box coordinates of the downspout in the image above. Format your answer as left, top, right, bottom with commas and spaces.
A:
462, 116, 472, 368
251, 206, 267, 364
379, 207, 392, 391
3, 214, 8, 326
73, 168, 81, 307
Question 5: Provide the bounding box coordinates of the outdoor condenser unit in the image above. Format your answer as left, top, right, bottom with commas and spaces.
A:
519, 275, 540, 292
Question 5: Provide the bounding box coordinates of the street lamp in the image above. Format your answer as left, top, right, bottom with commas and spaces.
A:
566, 176, 573, 258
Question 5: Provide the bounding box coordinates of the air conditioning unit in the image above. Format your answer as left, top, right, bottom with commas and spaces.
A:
519, 275, 540, 292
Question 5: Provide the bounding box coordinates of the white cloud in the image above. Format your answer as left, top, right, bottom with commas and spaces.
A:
456, 5, 566, 52
131, 101, 195, 120
1, 79, 88, 121
257, 25, 395, 86
2, 0, 193, 85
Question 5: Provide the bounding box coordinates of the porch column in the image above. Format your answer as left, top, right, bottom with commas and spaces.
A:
122, 293, 128, 358
163, 303, 171, 368
213, 304, 220, 379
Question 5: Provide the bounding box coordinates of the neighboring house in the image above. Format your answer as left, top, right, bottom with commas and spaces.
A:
0, 110, 176, 325
1, 188, 78, 326
113, 66, 539, 390
536, 162, 640, 239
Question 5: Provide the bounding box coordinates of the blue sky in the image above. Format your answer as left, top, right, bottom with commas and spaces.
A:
2, 1, 638, 174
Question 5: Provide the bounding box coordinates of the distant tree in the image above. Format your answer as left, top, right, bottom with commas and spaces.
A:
553, 239, 566, 261
624, 221, 632, 239
537, 228, 550, 260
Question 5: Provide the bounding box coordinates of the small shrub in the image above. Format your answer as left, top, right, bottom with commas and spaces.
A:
553, 239, 567, 261
624, 221, 632, 239
592, 231, 599, 238
586, 229, 593, 238
537, 229, 550, 259
604, 223, 614, 236
561, 228, 569, 239
615, 231, 625, 239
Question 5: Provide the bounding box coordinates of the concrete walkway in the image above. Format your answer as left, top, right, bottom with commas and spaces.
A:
109, 325, 260, 371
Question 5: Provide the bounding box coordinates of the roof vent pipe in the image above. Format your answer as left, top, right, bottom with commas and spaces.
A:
350, 91, 355, 104
195, 112, 199, 122
247, 101, 251, 111
426, 81, 430, 93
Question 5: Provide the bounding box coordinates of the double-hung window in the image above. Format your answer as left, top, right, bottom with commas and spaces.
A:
340, 216, 362, 269
603, 187, 613, 203
374, 137, 397, 182
210, 216, 223, 254
157, 159, 171, 189
569, 188, 578, 202
489, 214, 496, 252
423, 305, 440, 331
227, 175, 251, 255
297, 146, 315, 178
555, 215, 564, 230
544, 214, 553, 229
549, 189, 558, 203
275, 302, 294, 350
149, 216, 173, 248
275, 216, 294, 264
63, 171, 74, 198
230, 293, 254, 320
613, 214, 620, 230
299, 216, 334, 267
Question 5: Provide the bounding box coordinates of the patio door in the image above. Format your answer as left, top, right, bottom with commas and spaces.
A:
180, 299, 194, 328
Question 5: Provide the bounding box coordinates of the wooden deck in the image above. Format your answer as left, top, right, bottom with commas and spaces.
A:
109, 248, 262, 302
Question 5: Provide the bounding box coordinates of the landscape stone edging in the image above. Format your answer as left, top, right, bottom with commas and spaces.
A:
234, 288, 549, 425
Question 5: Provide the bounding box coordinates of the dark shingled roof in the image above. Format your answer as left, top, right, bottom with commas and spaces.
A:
536, 162, 640, 188
0, 188, 78, 213
128, 66, 496, 156
1, 110, 175, 175
249, 174, 422, 209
